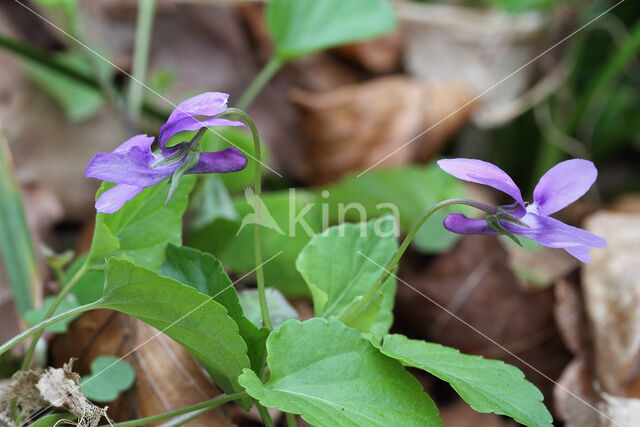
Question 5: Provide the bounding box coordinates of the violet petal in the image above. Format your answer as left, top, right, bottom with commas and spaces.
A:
437, 159, 525, 208
158, 117, 244, 150
564, 245, 592, 263
504, 212, 606, 261
167, 92, 229, 123
443, 213, 498, 235
188, 147, 248, 174
532, 159, 597, 216
85, 145, 176, 187
113, 134, 155, 153
95, 184, 145, 214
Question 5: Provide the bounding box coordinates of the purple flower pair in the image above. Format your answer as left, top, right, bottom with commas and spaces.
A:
86, 92, 247, 214
438, 158, 606, 263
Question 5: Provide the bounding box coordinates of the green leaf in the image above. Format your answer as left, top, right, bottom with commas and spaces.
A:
379, 335, 552, 427
148, 68, 176, 94
238, 288, 298, 328
24, 295, 80, 333
190, 190, 322, 296
80, 356, 135, 402
296, 219, 397, 336
239, 319, 442, 426
189, 175, 237, 231
266, 0, 397, 60
88, 177, 195, 269
0, 135, 38, 314
489, 0, 554, 13
322, 164, 470, 253
24, 52, 104, 122
99, 258, 251, 402
159, 244, 269, 372
31, 414, 76, 427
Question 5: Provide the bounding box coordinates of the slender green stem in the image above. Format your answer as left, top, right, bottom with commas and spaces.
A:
104, 392, 246, 427
0, 33, 95, 86
255, 401, 276, 427
156, 408, 211, 427
0, 33, 168, 121
20, 261, 89, 369
221, 108, 273, 330
235, 56, 283, 110
338, 199, 496, 324
128, 0, 157, 122
1, 301, 99, 358
286, 412, 298, 427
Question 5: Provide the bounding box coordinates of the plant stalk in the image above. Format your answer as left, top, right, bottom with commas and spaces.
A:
0, 33, 169, 121
20, 261, 89, 369
105, 392, 246, 427
235, 57, 283, 110
1, 300, 99, 358
128, 0, 157, 122
221, 108, 273, 330
255, 401, 276, 427
286, 412, 298, 427
338, 199, 496, 324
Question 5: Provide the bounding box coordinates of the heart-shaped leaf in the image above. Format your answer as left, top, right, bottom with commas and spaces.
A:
239, 319, 442, 426
80, 356, 135, 402
159, 244, 269, 372
88, 177, 195, 269
379, 335, 552, 426
190, 190, 323, 296
296, 218, 397, 336
99, 258, 251, 401
267, 0, 397, 60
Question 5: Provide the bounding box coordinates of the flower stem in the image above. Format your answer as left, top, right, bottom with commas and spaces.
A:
20, 261, 89, 369
286, 412, 298, 427
235, 57, 283, 110
255, 401, 276, 427
128, 0, 157, 123
338, 198, 496, 325
2, 300, 99, 358
104, 392, 246, 427
221, 108, 273, 330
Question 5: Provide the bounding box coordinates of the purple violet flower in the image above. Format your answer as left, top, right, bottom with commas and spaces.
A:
86, 92, 247, 214
437, 158, 607, 263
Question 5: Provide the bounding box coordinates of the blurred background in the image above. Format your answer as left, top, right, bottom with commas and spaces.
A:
0, 0, 639, 425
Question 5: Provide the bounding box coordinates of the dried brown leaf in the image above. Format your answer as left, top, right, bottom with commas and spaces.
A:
583, 212, 640, 394
51, 310, 230, 426
291, 76, 474, 184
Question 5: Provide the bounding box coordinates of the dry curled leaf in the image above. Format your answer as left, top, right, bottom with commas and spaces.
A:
553, 280, 588, 356
600, 393, 640, 426
334, 31, 404, 74
52, 310, 230, 426
553, 358, 599, 427
583, 212, 640, 395
291, 76, 474, 184
554, 211, 640, 426
0, 369, 48, 424
37, 360, 110, 427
